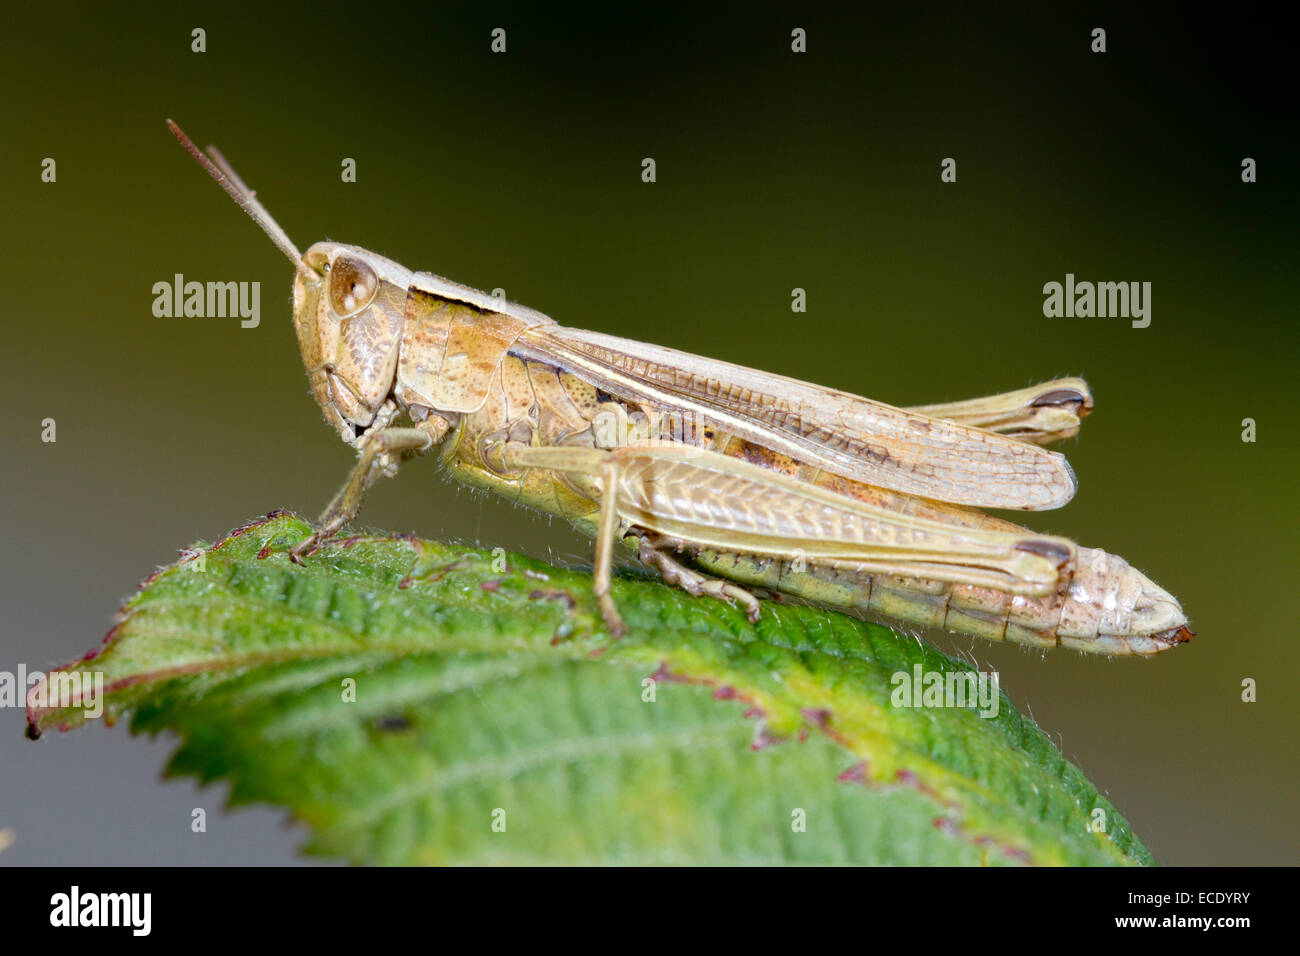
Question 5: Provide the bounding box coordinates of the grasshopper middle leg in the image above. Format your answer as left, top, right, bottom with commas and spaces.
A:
502, 443, 764, 635
503, 444, 628, 634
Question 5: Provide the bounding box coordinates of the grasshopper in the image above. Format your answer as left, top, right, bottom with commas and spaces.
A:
169, 121, 1191, 657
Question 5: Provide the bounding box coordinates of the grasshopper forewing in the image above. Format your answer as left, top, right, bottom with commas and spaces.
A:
168, 121, 1191, 657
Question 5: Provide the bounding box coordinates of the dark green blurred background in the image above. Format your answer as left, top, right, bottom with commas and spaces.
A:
3, 4, 1295, 865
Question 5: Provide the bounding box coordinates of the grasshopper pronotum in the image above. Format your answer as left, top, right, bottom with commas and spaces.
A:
169, 121, 1191, 656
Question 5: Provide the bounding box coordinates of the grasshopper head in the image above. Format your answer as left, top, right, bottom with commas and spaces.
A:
294, 242, 413, 443
168, 122, 417, 446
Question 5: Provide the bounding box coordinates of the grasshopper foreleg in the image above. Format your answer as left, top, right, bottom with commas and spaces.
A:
291, 421, 440, 562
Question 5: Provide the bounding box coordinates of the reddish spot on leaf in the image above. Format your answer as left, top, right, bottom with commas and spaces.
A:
401, 559, 465, 588
528, 588, 576, 610
801, 708, 831, 730
895, 769, 943, 802
648, 663, 690, 684
212, 511, 289, 555
932, 817, 959, 837
837, 761, 870, 785
135, 564, 171, 591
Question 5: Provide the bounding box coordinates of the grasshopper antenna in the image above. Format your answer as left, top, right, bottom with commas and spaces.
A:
167, 119, 319, 281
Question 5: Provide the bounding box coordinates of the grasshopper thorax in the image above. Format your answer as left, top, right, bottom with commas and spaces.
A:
294, 242, 414, 443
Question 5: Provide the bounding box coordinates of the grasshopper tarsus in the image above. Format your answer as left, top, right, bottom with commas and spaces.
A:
637, 536, 764, 624
598, 596, 626, 639
289, 531, 329, 564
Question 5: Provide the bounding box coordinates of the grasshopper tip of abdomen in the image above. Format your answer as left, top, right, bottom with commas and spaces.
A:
1153, 625, 1195, 649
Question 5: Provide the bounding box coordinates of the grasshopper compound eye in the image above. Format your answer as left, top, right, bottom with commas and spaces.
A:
329, 256, 380, 317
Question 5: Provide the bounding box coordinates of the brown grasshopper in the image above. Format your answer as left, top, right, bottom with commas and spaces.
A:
169, 121, 1191, 656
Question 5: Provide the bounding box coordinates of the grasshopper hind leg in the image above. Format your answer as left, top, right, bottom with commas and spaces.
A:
630, 532, 763, 624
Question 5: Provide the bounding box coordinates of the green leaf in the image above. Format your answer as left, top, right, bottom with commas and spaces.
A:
27, 512, 1152, 865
